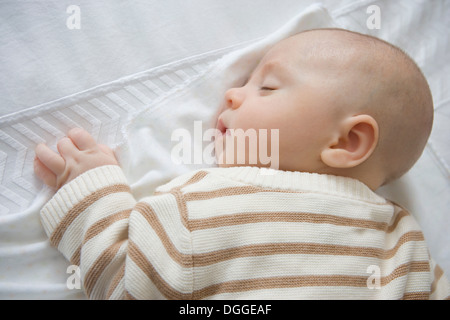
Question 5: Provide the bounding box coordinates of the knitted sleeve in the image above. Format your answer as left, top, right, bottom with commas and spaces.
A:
40, 165, 198, 299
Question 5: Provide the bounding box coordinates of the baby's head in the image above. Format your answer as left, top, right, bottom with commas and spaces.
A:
215, 28, 433, 190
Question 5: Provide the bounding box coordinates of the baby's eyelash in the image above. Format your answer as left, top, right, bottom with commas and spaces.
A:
260, 87, 275, 91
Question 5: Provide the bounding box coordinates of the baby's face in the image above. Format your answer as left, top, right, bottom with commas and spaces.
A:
215, 34, 346, 172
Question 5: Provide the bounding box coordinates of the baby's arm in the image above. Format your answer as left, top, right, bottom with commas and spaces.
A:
34, 129, 135, 298
34, 128, 119, 189
34, 129, 196, 299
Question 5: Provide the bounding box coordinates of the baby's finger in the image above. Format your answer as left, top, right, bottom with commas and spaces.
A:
34, 156, 57, 188
35, 143, 65, 175
68, 128, 97, 151
57, 137, 79, 159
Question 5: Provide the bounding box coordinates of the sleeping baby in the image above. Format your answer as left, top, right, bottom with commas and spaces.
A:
34, 28, 449, 299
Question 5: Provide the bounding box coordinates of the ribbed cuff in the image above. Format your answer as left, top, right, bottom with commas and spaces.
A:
40, 165, 128, 238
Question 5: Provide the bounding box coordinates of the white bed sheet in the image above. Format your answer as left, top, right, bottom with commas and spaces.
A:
0, 0, 448, 299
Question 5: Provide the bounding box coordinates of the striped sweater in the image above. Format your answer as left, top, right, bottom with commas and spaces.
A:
40, 165, 450, 299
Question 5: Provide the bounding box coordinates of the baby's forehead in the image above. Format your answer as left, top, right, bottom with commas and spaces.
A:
259, 36, 355, 75
265, 32, 353, 65
284, 31, 397, 74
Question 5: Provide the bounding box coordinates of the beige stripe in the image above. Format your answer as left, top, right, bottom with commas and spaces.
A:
189, 211, 388, 232
180, 170, 209, 188
128, 239, 432, 299
381, 261, 430, 286
70, 245, 81, 266
135, 201, 192, 268
169, 189, 190, 229
83, 209, 131, 244
184, 184, 305, 202
160, 183, 299, 201
164, 173, 409, 234
184, 186, 265, 201
167, 173, 406, 234
181, 185, 409, 233
128, 240, 192, 299
193, 231, 425, 267
193, 243, 372, 267
194, 261, 429, 299
402, 292, 430, 300
430, 264, 444, 294
383, 231, 425, 258
387, 210, 409, 233
106, 264, 125, 299
124, 290, 137, 300
84, 239, 126, 298
134, 199, 425, 267
50, 184, 131, 247
154, 171, 209, 196
193, 264, 428, 298
192, 275, 370, 299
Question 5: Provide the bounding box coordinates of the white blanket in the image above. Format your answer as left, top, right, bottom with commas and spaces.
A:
0, 1, 448, 299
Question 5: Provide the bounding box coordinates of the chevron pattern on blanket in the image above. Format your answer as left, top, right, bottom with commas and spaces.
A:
0, 50, 228, 215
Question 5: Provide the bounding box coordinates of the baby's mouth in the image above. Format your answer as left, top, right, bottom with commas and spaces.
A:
216, 118, 230, 136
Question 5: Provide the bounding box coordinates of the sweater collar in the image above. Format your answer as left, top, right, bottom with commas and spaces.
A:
207, 166, 387, 204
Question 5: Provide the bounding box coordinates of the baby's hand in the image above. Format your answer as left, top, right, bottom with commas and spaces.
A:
34, 128, 119, 189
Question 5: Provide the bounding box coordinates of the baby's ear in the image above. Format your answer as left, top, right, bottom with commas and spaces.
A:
320, 115, 379, 169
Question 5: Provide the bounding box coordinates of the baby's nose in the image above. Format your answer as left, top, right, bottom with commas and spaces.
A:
224, 87, 244, 110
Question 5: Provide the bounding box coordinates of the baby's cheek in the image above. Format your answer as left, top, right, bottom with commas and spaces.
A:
234, 110, 257, 131
238, 113, 273, 133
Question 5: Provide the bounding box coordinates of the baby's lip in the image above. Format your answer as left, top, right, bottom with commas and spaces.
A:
216, 118, 228, 135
